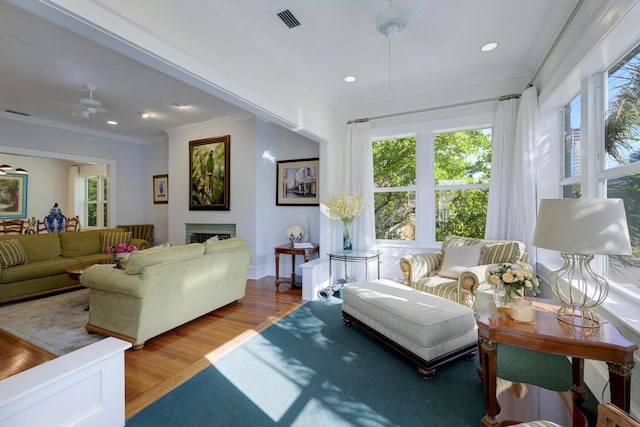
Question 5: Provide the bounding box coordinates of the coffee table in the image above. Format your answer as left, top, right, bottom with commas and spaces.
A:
475, 292, 637, 426
65, 259, 117, 282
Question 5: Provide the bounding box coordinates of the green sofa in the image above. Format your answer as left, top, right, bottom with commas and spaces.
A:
80, 237, 252, 349
0, 229, 149, 303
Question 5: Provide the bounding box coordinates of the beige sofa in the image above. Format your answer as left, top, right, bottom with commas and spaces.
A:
0, 229, 149, 303
81, 237, 252, 349
399, 235, 530, 307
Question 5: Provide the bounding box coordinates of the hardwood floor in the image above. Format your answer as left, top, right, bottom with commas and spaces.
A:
0, 277, 305, 420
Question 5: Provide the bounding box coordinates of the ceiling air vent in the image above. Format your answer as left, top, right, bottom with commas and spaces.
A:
276, 9, 301, 29
4, 109, 30, 117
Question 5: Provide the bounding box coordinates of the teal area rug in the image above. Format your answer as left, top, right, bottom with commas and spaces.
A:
127, 298, 598, 426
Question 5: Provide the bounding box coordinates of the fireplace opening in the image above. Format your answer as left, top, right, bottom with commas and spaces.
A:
190, 233, 231, 243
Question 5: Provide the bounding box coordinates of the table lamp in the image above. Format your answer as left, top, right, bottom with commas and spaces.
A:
532, 198, 632, 327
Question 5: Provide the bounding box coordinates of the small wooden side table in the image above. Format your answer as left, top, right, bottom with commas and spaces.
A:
475, 292, 638, 426
274, 243, 319, 289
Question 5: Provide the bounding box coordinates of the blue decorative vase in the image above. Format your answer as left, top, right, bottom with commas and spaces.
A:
44, 203, 67, 233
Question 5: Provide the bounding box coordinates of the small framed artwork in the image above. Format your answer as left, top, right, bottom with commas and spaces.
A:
189, 135, 230, 211
0, 173, 28, 219
153, 174, 169, 204
276, 158, 319, 206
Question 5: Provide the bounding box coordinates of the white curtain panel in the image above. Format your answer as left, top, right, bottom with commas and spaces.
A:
485, 98, 519, 239
345, 121, 376, 249
510, 86, 539, 264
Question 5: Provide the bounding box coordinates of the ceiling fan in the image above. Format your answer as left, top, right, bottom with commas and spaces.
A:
76, 84, 107, 118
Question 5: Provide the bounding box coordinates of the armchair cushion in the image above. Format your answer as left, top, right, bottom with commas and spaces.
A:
438, 245, 488, 279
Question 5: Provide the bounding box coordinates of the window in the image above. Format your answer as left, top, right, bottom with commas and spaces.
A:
604, 46, 640, 285
372, 137, 416, 240
434, 130, 491, 241
562, 94, 582, 198
85, 175, 108, 228
373, 128, 491, 244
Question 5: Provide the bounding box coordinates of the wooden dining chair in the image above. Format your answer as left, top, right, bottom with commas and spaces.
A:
1, 219, 28, 235
65, 215, 81, 232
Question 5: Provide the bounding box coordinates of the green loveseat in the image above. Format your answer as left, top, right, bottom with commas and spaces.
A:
0, 229, 149, 303
81, 237, 252, 349
399, 235, 530, 307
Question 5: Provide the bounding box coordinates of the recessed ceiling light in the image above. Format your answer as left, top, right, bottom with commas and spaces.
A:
174, 103, 189, 109
344, 75, 357, 83
107, 120, 118, 125
139, 112, 152, 119
481, 42, 498, 52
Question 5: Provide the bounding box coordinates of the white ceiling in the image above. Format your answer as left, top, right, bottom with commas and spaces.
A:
0, 0, 579, 143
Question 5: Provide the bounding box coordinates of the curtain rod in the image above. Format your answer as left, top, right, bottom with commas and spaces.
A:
346, 93, 520, 124
528, 0, 584, 86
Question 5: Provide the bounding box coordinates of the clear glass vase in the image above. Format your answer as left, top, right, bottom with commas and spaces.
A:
493, 283, 514, 309
342, 220, 352, 250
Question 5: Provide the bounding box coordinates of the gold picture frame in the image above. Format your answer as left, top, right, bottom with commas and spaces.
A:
189, 135, 230, 211
153, 174, 168, 204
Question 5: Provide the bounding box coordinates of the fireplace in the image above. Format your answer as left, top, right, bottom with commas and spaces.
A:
185, 223, 236, 244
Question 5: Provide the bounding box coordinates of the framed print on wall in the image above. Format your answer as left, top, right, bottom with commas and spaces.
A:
153, 174, 169, 204
276, 158, 319, 206
189, 135, 230, 211
0, 173, 28, 219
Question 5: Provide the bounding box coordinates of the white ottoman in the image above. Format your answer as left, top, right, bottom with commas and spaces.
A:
342, 279, 477, 379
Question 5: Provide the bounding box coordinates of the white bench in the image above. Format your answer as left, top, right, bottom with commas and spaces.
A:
342, 279, 478, 379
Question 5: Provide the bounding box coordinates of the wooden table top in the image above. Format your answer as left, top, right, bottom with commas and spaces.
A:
475, 292, 638, 365
65, 259, 117, 279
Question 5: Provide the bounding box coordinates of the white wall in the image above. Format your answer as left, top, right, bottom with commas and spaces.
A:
0, 153, 72, 220
0, 117, 154, 227
167, 116, 320, 280
255, 120, 320, 280
144, 140, 169, 244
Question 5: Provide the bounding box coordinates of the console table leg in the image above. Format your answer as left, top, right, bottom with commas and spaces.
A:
479, 337, 499, 426
571, 358, 588, 405
274, 252, 280, 289
607, 362, 634, 412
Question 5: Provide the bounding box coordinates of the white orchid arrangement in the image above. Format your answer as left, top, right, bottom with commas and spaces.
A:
322, 190, 366, 223
285, 225, 304, 239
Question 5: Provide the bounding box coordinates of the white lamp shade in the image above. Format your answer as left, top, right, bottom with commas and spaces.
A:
533, 198, 632, 255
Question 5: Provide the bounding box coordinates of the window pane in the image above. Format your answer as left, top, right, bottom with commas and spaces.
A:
87, 177, 98, 202
103, 176, 108, 200
435, 189, 488, 241
563, 95, 581, 178
372, 137, 416, 188
562, 184, 581, 198
87, 204, 97, 227
374, 192, 415, 240
103, 203, 108, 227
606, 176, 640, 285
434, 129, 492, 185
606, 48, 640, 169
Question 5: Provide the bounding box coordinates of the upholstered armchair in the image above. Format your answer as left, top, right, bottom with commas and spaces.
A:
399, 235, 530, 307
117, 224, 154, 245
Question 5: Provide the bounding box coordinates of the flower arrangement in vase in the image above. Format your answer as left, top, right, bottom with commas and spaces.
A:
321, 190, 366, 250
285, 225, 304, 244
106, 243, 138, 267
486, 262, 539, 308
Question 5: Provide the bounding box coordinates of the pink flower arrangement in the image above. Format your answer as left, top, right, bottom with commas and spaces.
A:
106, 243, 138, 254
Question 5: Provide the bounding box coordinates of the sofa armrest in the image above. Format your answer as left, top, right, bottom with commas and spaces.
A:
130, 238, 150, 250
399, 252, 443, 286
80, 266, 147, 298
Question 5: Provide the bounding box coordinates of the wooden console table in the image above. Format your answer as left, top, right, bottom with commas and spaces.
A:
475, 292, 637, 427
274, 243, 319, 289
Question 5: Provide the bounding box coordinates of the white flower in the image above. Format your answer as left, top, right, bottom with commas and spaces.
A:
285, 225, 304, 238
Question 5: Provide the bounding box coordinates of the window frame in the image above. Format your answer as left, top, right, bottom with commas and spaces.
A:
371, 113, 495, 248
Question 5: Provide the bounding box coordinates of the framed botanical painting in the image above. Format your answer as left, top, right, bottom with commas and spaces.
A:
0, 173, 28, 219
189, 135, 230, 211
276, 158, 319, 206
153, 174, 168, 204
